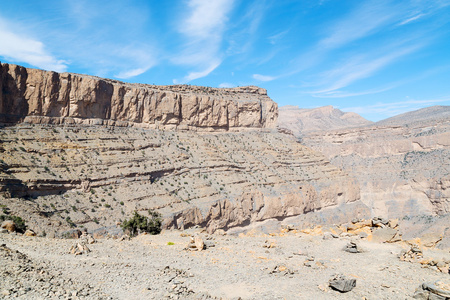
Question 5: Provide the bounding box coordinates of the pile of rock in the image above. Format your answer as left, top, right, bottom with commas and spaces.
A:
399, 244, 424, 263
300, 217, 402, 242
80, 231, 95, 244
343, 217, 400, 242
280, 224, 297, 233
69, 242, 90, 255
269, 265, 296, 276
303, 256, 327, 269
184, 236, 205, 251
400, 245, 450, 273
343, 241, 363, 253
262, 240, 277, 249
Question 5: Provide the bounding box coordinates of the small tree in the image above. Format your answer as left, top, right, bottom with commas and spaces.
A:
121, 210, 162, 236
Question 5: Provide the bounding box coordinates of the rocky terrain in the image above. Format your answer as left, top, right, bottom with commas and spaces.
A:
288, 106, 450, 219
1, 62, 449, 299
1, 219, 449, 299
0, 62, 365, 238
278, 105, 373, 136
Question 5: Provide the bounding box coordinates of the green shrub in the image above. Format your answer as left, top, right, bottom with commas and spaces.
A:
0, 215, 27, 233
121, 210, 162, 236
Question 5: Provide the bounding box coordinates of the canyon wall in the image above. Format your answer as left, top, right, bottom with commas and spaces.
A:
0, 125, 362, 236
0, 62, 277, 130
0, 62, 365, 236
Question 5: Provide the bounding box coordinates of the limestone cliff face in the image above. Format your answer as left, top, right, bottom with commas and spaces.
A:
0, 62, 277, 130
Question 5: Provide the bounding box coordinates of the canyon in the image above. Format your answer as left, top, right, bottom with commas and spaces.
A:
1, 63, 449, 300
0, 63, 362, 237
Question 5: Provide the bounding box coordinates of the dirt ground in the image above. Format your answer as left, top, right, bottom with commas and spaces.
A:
1, 227, 449, 300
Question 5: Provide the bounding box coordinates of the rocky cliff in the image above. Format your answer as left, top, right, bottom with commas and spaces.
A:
0, 62, 364, 237
0, 62, 277, 130
298, 106, 450, 217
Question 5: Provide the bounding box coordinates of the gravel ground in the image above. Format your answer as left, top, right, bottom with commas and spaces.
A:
1, 229, 449, 300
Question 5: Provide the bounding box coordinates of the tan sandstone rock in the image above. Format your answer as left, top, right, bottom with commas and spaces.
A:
1, 220, 15, 232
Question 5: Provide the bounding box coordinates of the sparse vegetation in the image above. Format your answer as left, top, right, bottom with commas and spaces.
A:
121, 210, 162, 236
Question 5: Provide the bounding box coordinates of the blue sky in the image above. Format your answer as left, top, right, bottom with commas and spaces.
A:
1, 0, 450, 121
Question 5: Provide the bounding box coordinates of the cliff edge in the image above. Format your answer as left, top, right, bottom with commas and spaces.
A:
0, 62, 277, 130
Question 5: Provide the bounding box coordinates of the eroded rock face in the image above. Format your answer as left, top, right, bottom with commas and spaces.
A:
0, 62, 277, 130
0, 125, 360, 236
298, 107, 450, 217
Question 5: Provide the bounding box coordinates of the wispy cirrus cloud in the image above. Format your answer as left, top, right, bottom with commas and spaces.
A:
0, 17, 67, 72
342, 98, 450, 120
398, 13, 425, 26
318, 0, 395, 50
308, 43, 422, 97
287, 0, 447, 89
252, 74, 277, 82
172, 0, 235, 83
0, 1, 157, 79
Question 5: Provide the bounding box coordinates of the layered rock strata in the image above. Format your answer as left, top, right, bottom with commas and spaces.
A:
0, 124, 360, 236
0, 62, 277, 130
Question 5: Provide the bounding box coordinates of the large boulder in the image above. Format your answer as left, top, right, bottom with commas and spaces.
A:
1, 220, 15, 232
413, 281, 450, 299
371, 227, 401, 243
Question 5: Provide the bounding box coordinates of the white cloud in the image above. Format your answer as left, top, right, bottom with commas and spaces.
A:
308, 43, 422, 96
253, 74, 276, 81
268, 30, 289, 45
0, 18, 67, 72
180, 0, 234, 39
173, 0, 234, 82
173, 60, 221, 84
399, 13, 425, 26
319, 0, 395, 49
115, 67, 150, 79
342, 98, 450, 118
312, 86, 394, 98
1, 2, 158, 79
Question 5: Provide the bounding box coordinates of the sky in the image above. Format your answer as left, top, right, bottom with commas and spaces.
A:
1, 0, 450, 121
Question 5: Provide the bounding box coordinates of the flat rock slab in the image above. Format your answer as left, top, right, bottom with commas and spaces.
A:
329, 274, 356, 293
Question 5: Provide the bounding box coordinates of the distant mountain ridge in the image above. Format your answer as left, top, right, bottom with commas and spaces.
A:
375, 105, 450, 127
289, 104, 450, 219
278, 105, 373, 136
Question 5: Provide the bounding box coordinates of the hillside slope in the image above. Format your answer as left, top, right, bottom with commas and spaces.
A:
278, 105, 372, 136
298, 106, 450, 218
